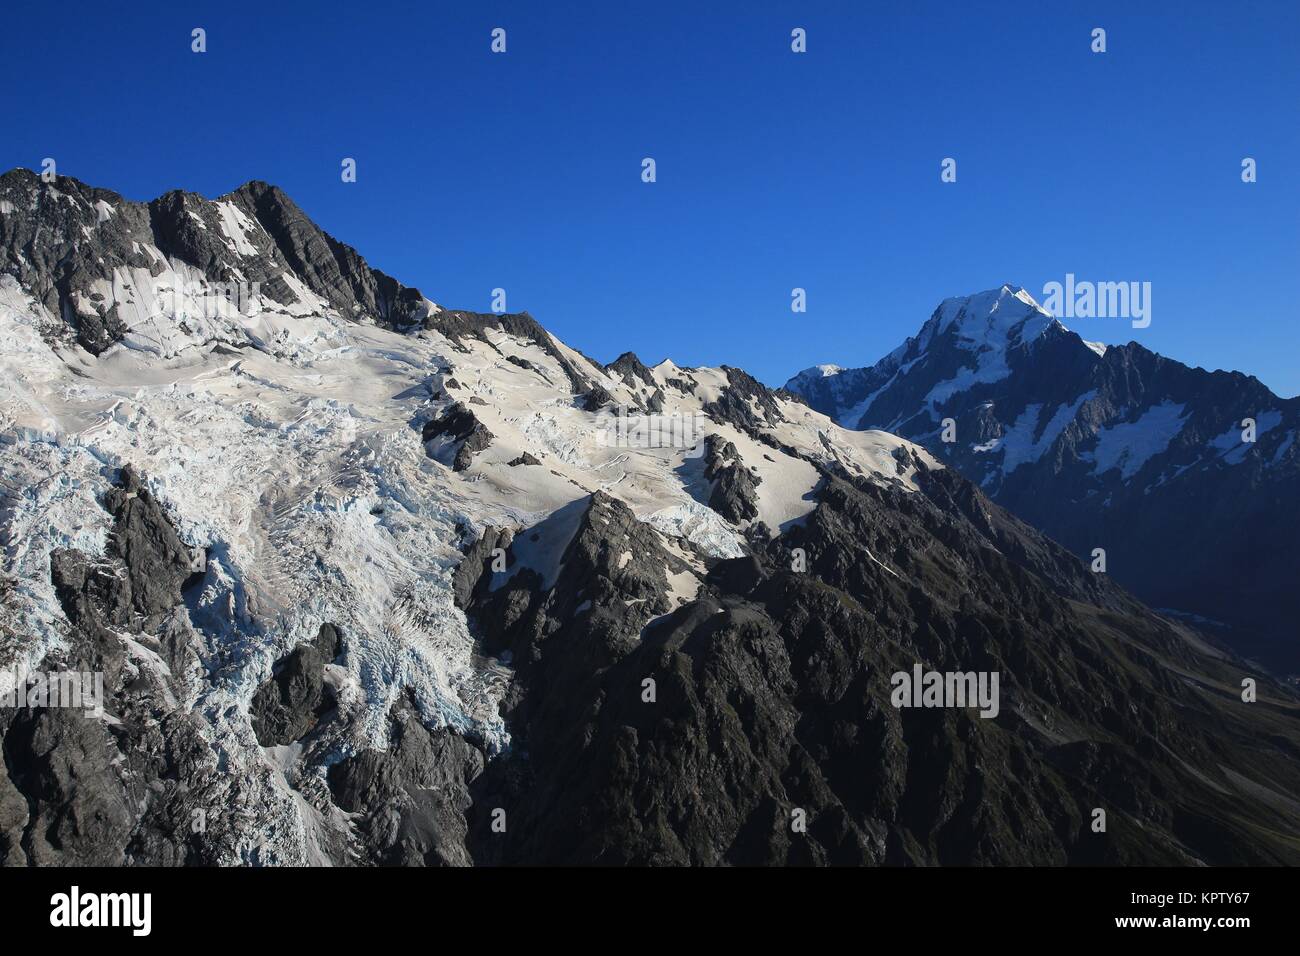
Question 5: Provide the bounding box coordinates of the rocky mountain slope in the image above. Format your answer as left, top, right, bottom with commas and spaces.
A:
2, 172, 1299, 865
786, 286, 1300, 673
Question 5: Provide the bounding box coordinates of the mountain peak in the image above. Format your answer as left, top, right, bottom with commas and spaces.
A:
226, 178, 297, 208
930, 284, 1055, 343
781, 285, 1065, 432
231, 178, 280, 194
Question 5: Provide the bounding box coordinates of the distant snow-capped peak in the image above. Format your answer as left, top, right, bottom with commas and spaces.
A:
789, 285, 1061, 398
928, 284, 1058, 350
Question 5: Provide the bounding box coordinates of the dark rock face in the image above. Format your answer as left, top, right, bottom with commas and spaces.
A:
102, 466, 197, 623
0, 169, 147, 353
451, 526, 514, 610
0, 702, 137, 866
581, 384, 615, 412
326, 694, 484, 866
785, 288, 1300, 672
507, 452, 542, 467
249, 624, 341, 747
704, 435, 762, 524
421, 402, 495, 472
230, 181, 429, 329
702, 366, 787, 434
605, 351, 657, 390
454, 468, 1300, 865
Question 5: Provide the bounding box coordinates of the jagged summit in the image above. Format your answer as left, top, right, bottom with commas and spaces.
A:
0, 167, 436, 355
0, 166, 293, 209
899, 283, 1063, 358
931, 283, 1056, 337
227, 178, 285, 198
604, 350, 657, 388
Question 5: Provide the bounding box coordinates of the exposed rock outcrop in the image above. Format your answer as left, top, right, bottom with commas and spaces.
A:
326, 694, 485, 867
249, 624, 342, 746
581, 384, 615, 412
421, 402, 495, 472
703, 435, 762, 524
425, 310, 597, 393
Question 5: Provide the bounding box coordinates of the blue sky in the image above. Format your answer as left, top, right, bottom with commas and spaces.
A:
3, 1, 1297, 395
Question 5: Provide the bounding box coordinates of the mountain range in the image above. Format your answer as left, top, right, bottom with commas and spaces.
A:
786, 285, 1300, 674
1, 170, 1298, 866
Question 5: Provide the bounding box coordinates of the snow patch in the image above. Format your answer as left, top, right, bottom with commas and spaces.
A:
215, 200, 261, 257
1209, 410, 1282, 465
642, 501, 746, 559
1084, 401, 1188, 480
997, 391, 1095, 475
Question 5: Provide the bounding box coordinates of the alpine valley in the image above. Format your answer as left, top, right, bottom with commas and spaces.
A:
2, 170, 1299, 867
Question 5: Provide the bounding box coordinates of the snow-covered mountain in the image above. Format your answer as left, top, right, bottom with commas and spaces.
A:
786, 285, 1300, 673
3, 173, 1300, 866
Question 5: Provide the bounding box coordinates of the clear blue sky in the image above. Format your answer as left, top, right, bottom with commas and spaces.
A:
3, 1, 1297, 395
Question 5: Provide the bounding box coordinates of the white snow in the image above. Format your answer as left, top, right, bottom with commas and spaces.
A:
1083, 401, 1189, 480
642, 502, 745, 559
932, 285, 1055, 343
1209, 410, 1283, 465
995, 391, 1095, 475
1272, 430, 1295, 465
0, 285, 511, 862
215, 200, 261, 257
